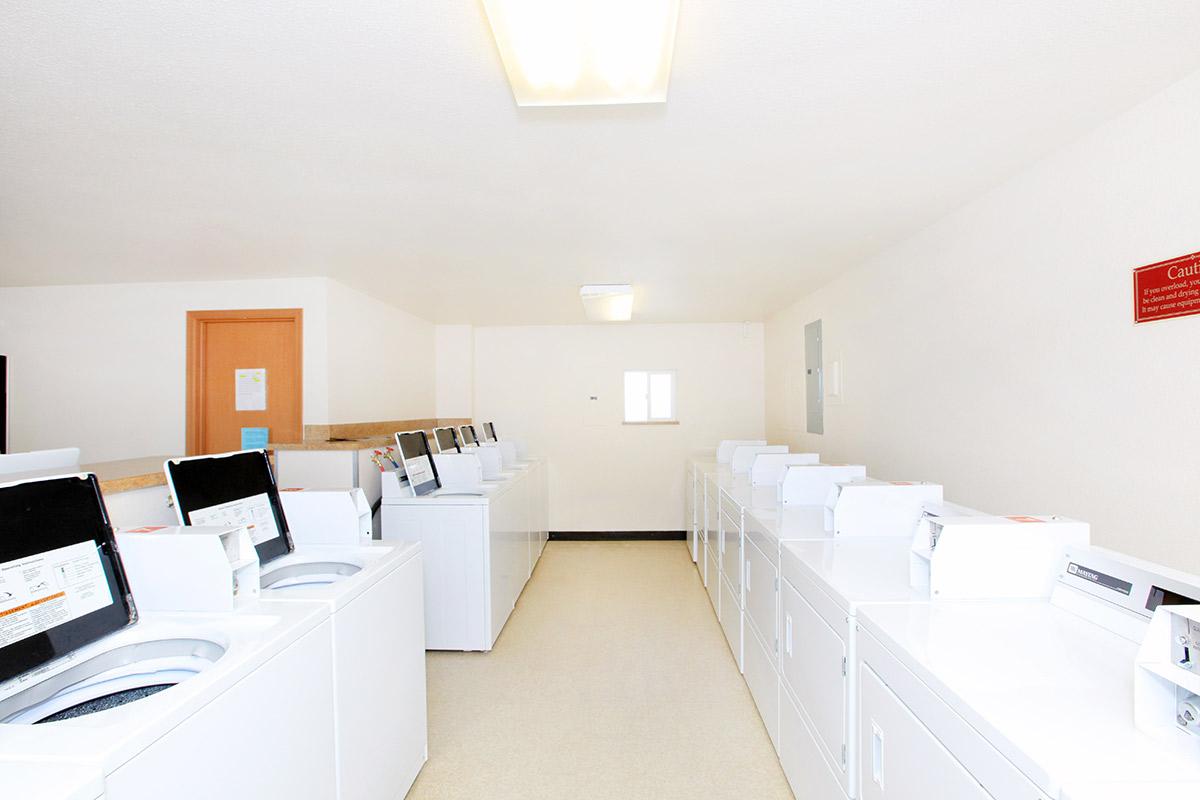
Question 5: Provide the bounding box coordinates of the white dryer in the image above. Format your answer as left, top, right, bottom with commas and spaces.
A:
855, 546, 1200, 800
706, 461, 863, 673
0, 760, 104, 799
164, 450, 429, 800
0, 473, 336, 800
776, 537, 928, 800
768, 500, 1082, 800
1061, 780, 1200, 799
738, 479, 933, 757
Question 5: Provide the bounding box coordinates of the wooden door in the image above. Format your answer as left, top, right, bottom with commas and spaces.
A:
186, 309, 303, 455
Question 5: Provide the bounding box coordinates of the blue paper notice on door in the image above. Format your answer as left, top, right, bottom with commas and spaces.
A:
241, 427, 270, 450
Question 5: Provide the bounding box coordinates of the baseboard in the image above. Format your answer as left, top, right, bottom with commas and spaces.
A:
549, 531, 686, 541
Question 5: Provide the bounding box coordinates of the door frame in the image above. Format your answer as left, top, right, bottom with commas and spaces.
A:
185, 308, 304, 456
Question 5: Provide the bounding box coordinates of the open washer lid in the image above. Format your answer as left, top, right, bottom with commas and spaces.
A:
0, 473, 137, 686
165, 450, 294, 566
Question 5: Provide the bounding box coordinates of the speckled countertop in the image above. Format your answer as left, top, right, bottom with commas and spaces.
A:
81, 455, 177, 494
269, 419, 453, 451
268, 435, 395, 451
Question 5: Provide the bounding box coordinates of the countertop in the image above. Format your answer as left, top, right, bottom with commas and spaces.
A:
65, 418, 466, 492
81, 455, 176, 494
269, 435, 395, 452
268, 419, 453, 451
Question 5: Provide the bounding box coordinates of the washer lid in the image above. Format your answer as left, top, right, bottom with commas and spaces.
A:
0, 473, 137, 686
165, 449, 294, 566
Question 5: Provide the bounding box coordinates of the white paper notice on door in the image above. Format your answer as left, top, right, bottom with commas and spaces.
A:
235, 368, 267, 411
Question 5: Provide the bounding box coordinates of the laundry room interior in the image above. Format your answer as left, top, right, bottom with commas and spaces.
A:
2, 2, 1200, 799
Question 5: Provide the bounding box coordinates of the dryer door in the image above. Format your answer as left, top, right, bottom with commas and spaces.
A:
779, 573, 846, 788
859, 664, 992, 800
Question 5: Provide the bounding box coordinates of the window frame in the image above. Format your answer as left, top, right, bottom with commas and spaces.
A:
623, 369, 678, 425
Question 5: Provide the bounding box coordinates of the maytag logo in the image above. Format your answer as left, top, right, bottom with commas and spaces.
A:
1069, 563, 1101, 582
1067, 562, 1133, 595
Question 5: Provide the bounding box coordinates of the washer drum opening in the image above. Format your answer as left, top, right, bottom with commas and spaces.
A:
0, 638, 226, 724
261, 560, 361, 591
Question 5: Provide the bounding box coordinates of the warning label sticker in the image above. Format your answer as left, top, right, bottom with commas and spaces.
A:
1134, 250, 1200, 324
0, 541, 114, 648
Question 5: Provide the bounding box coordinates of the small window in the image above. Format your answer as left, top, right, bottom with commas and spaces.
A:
624, 370, 676, 423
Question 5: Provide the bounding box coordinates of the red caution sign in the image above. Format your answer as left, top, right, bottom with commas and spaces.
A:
1134, 250, 1200, 324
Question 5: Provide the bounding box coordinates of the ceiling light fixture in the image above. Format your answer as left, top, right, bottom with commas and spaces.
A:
480, 0, 680, 107
579, 284, 634, 322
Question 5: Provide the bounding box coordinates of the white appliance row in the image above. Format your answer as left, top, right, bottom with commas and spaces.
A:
855, 547, 1200, 800
381, 445, 549, 651
685, 440, 1200, 799
0, 451, 429, 800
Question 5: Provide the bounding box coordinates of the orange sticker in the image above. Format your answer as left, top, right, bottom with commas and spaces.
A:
126, 526, 167, 533
0, 592, 65, 618
1005, 515, 1043, 524
279, 487, 305, 492
890, 481, 913, 486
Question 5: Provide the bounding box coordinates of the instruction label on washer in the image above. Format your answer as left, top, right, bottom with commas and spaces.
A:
404, 456, 434, 488
189, 493, 281, 545
0, 541, 114, 648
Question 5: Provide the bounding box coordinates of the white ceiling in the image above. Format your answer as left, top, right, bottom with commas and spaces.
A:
3, 2, 1200, 324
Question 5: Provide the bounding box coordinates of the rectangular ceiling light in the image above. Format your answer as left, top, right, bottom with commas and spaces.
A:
580, 284, 634, 321
480, 0, 681, 107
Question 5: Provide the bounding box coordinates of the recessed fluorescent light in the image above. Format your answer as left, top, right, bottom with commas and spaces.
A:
580, 284, 634, 322
480, 0, 680, 107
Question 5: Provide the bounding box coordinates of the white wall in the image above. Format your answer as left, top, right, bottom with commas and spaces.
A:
326, 279, 434, 423
474, 323, 765, 531
0, 277, 329, 462
434, 324, 473, 419
0, 276, 436, 463
765, 68, 1200, 572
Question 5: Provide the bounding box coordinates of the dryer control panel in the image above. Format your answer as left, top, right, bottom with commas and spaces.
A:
1172, 614, 1200, 671
1135, 604, 1200, 742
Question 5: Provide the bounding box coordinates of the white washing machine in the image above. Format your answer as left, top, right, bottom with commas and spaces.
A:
258, 541, 428, 800
0, 760, 104, 799
495, 441, 532, 470
0, 473, 336, 800
164, 450, 429, 800
855, 546, 1200, 800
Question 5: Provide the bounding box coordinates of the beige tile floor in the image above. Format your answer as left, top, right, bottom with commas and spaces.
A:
406, 540, 793, 800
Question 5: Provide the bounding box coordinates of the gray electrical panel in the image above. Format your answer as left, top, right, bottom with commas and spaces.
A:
805, 320, 823, 434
